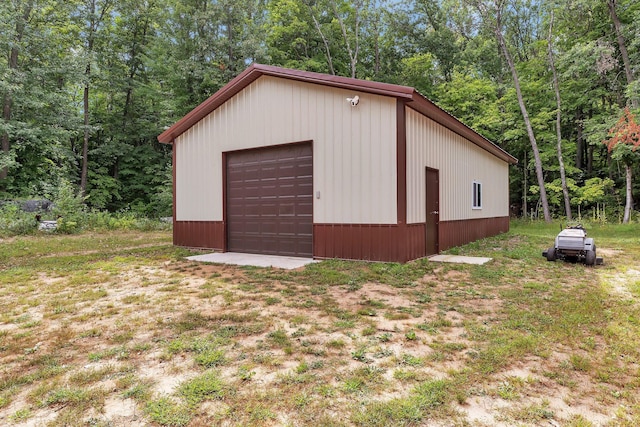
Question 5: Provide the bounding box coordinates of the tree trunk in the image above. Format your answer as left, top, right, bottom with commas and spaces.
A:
495, 18, 551, 221
226, 6, 234, 73
80, 0, 96, 196
576, 109, 583, 169
80, 70, 90, 196
523, 150, 527, 218
123, 19, 142, 127
623, 163, 632, 223
548, 13, 572, 220
373, 17, 380, 76
331, 0, 360, 78
309, 11, 335, 75
1, 1, 34, 183
1, 92, 11, 182
80, 0, 111, 196
607, 1, 634, 84
607, 0, 637, 108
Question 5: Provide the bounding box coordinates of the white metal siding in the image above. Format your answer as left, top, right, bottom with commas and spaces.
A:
175, 121, 218, 221
175, 76, 397, 224
406, 108, 509, 223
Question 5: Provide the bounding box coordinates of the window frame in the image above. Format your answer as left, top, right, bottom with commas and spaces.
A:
472, 181, 482, 210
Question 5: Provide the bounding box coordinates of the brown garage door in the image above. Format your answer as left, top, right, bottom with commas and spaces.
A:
226, 142, 313, 257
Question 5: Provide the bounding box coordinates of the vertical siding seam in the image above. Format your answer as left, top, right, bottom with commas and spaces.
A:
396, 101, 406, 225
405, 109, 510, 223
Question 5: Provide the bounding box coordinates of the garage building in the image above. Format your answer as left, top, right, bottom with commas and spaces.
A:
158, 64, 517, 262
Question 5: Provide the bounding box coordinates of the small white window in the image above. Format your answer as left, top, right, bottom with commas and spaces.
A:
472, 181, 482, 209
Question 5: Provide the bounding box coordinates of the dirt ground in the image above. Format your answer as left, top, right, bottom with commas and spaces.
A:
1, 235, 639, 426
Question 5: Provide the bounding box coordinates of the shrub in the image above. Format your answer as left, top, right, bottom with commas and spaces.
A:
0, 203, 37, 236
84, 209, 171, 232
52, 180, 87, 234
1, 179, 172, 236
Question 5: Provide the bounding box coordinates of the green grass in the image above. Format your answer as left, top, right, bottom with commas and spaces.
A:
352, 378, 451, 426
9, 407, 32, 422
166, 335, 231, 367
1, 224, 640, 425
144, 397, 192, 426
68, 365, 118, 385
178, 370, 226, 405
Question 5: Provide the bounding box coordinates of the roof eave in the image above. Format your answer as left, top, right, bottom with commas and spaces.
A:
407, 91, 518, 165
254, 64, 415, 99
158, 63, 415, 144
158, 64, 263, 144
158, 64, 518, 166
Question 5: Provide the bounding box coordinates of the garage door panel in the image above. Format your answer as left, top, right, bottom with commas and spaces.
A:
226, 142, 313, 257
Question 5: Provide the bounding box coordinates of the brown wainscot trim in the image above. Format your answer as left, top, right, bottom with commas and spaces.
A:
438, 216, 510, 252
172, 217, 509, 262
174, 221, 225, 250
405, 223, 427, 262
313, 223, 426, 263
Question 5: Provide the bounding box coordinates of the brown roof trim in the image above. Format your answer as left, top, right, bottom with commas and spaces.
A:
255, 64, 415, 98
158, 64, 415, 144
158, 65, 261, 144
158, 63, 517, 165
407, 94, 518, 164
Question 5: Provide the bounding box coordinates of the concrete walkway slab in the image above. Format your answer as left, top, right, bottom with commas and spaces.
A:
429, 255, 492, 265
186, 252, 319, 270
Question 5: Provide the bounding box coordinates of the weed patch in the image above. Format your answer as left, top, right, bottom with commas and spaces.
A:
145, 396, 192, 426
178, 370, 226, 405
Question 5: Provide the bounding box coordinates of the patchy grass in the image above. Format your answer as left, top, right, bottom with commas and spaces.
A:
178, 370, 226, 406
0, 223, 639, 425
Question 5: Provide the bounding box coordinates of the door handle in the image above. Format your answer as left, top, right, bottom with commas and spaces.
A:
430, 211, 438, 214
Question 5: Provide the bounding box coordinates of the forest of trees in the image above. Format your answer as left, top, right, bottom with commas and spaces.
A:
1, 0, 638, 221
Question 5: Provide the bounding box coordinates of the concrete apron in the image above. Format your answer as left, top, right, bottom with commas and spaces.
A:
428, 255, 493, 265
187, 252, 491, 268
186, 252, 319, 270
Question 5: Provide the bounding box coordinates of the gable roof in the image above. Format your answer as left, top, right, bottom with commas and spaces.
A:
158, 63, 517, 164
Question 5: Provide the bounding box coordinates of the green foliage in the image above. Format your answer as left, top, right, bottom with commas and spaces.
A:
400, 54, 436, 98
84, 210, 171, 232
610, 142, 640, 165
0, 199, 170, 238
0, 203, 37, 236
572, 177, 615, 207
436, 72, 503, 142
147, 163, 174, 218
52, 180, 86, 234
0, 0, 638, 221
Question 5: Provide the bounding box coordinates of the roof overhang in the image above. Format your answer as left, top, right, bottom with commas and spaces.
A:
158, 63, 517, 165
406, 93, 517, 164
